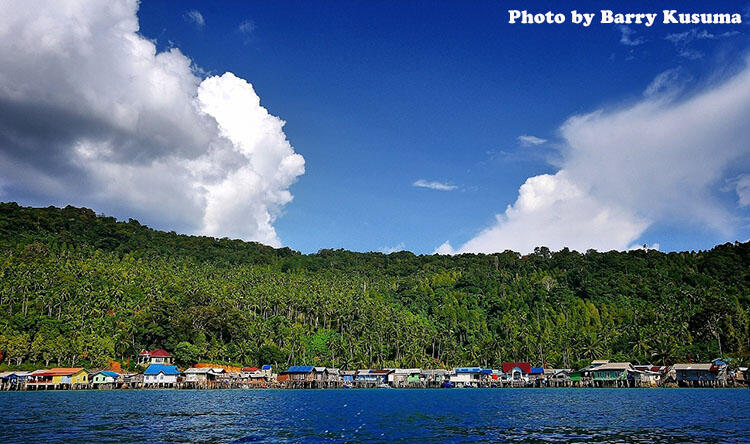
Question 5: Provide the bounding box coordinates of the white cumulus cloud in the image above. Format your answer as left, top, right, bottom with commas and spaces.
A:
433, 241, 455, 255
196, 73, 305, 243
0, 0, 304, 247
445, 58, 750, 254
458, 172, 647, 254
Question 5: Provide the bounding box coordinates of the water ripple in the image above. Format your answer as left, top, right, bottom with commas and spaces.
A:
1, 388, 749, 443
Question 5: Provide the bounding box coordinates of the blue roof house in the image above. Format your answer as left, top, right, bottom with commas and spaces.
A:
282, 366, 315, 382
91, 370, 121, 387
144, 364, 181, 387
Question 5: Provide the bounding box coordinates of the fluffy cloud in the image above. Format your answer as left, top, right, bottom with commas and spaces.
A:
196, 73, 304, 243
451, 172, 647, 254
433, 241, 455, 255
447, 58, 750, 254
0, 0, 304, 246
413, 179, 457, 191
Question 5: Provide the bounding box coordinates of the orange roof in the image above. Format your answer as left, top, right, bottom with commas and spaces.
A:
195, 363, 242, 373
106, 361, 123, 373
46, 367, 85, 376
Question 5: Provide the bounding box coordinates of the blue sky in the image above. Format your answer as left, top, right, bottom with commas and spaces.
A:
1, 1, 749, 254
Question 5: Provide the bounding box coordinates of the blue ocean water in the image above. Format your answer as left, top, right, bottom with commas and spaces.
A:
1, 388, 749, 443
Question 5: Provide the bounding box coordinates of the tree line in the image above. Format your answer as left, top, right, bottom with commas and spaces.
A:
0, 203, 748, 371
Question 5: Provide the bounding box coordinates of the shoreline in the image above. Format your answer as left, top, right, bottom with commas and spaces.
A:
3, 384, 748, 392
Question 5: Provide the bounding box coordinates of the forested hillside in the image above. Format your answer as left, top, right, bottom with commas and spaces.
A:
0, 202, 748, 370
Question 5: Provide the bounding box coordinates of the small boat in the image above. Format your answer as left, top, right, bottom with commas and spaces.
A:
377, 383, 391, 389
441, 381, 453, 388
342, 383, 353, 389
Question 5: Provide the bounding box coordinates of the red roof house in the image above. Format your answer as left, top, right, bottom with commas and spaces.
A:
502, 362, 532, 374
138, 349, 174, 365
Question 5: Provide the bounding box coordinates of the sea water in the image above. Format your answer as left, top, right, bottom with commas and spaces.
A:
1, 388, 749, 443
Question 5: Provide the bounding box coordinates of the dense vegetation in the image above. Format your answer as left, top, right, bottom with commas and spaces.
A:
0, 202, 748, 371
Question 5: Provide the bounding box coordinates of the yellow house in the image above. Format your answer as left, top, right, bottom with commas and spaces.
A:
48, 368, 88, 386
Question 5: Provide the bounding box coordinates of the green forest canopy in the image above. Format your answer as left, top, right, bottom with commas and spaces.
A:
0, 202, 748, 371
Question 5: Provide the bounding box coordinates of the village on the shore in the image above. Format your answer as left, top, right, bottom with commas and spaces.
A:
1, 348, 749, 391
